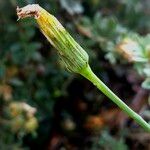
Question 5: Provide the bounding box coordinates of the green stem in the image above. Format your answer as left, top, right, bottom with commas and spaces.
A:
80, 65, 150, 132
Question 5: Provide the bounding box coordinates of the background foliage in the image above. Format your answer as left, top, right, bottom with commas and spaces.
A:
0, 0, 150, 149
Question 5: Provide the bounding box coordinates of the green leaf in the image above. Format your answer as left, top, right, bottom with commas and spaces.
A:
142, 78, 150, 89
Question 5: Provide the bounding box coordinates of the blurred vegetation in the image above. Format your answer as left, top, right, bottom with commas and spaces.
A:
0, 0, 150, 150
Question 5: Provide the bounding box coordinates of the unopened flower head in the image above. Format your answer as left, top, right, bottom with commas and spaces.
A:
17, 4, 89, 73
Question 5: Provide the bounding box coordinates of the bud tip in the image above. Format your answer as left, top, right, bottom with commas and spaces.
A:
16, 4, 40, 20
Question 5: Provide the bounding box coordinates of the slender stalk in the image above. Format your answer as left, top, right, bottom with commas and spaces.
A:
80, 65, 150, 132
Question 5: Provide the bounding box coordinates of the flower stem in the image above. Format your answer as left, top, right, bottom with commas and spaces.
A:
80, 65, 150, 132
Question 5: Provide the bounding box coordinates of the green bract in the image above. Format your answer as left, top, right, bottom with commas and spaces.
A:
17, 4, 89, 73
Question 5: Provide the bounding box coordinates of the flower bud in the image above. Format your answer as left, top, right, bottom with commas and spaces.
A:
17, 4, 89, 73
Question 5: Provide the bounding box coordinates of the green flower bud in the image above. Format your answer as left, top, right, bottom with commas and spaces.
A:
17, 4, 89, 73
